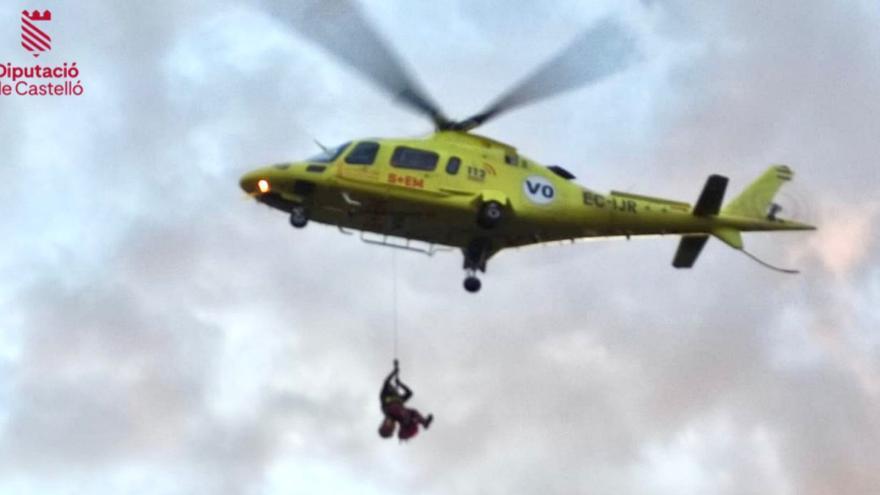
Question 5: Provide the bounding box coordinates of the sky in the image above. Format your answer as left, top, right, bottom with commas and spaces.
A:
1, 1, 879, 494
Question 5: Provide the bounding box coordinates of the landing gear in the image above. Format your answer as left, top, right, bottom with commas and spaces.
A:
289, 205, 309, 228
461, 238, 493, 293
477, 200, 504, 229
463, 276, 481, 293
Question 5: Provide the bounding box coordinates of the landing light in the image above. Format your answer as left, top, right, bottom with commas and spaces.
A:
257, 179, 270, 193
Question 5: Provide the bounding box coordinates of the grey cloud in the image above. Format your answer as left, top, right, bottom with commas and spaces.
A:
0, 278, 220, 470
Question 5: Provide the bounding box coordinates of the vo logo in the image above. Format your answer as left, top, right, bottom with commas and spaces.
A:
523, 176, 555, 205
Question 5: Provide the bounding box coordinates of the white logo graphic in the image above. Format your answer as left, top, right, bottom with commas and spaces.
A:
523, 176, 555, 205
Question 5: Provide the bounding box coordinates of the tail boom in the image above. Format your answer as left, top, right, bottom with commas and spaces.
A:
669, 164, 814, 269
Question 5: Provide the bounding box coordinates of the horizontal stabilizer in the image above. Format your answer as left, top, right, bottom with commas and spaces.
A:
693, 175, 729, 216
673, 234, 709, 268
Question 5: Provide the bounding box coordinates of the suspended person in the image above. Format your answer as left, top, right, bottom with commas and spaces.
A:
378, 360, 433, 441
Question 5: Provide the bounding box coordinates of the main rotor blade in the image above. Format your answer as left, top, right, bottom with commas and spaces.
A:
453, 18, 638, 131
267, 0, 451, 128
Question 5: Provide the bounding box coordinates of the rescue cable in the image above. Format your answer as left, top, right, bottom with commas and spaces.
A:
391, 249, 399, 360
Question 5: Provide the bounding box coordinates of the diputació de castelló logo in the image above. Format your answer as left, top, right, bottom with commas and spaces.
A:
21, 9, 51, 57
1, 9, 85, 96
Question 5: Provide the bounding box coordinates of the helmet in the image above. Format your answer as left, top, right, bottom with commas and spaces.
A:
378, 417, 396, 438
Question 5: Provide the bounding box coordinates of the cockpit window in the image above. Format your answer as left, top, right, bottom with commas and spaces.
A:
308, 142, 350, 163
345, 141, 380, 165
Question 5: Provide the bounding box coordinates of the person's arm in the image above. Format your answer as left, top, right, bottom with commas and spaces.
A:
396, 380, 412, 401
380, 361, 400, 398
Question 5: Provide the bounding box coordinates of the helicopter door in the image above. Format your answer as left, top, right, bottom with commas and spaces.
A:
388, 146, 440, 195
441, 155, 463, 190
338, 141, 382, 185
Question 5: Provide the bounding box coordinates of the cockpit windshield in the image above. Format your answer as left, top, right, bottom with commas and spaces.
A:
308, 142, 351, 163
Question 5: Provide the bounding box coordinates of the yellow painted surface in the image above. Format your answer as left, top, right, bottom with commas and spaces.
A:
240, 131, 815, 251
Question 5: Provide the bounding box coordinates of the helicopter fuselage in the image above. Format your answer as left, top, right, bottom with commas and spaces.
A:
240, 130, 809, 253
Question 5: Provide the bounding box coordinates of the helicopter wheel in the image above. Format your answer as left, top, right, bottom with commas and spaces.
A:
463, 275, 481, 293
477, 201, 504, 229
290, 205, 309, 228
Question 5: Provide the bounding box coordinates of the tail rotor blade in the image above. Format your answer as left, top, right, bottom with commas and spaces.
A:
268, 0, 451, 128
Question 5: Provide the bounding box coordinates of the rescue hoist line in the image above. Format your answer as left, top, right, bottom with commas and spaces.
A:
391, 249, 399, 360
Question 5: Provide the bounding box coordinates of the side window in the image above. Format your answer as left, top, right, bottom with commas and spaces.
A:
445, 156, 461, 175
391, 146, 438, 171
345, 141, 380, 165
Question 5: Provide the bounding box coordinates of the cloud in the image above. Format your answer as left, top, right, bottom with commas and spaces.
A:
793, 200, 879, 280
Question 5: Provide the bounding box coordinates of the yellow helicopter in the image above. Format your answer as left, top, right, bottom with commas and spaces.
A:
240, 2, 815, 293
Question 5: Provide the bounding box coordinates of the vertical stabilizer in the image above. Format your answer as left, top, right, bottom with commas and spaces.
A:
722, 165, 793, 219
672, 235, 709, 268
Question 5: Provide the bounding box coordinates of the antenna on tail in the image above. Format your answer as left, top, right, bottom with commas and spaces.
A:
740, 249, 800, 274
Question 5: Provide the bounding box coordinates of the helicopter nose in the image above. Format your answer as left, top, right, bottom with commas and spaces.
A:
239, 171, 270, 195
239, 172, 255, 193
